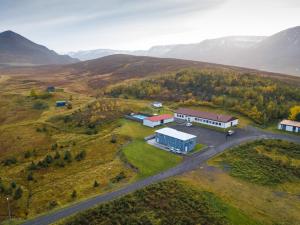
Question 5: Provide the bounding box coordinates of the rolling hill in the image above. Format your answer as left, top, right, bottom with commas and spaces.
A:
68, 26, 300, 76
0, 30, 79, 66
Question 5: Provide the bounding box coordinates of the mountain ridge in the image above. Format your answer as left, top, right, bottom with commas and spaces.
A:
0, 30, 79, 66
68, 26, 300, 76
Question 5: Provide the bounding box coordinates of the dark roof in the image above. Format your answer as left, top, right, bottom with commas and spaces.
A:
175, 108, 237, 123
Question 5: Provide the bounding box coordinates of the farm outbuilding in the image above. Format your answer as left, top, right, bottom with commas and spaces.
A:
278, 120, 300, 133
175, 108, 238, 128
143, 114, 174, 127
47, 86, 55, 92
155, 127, 197, 153
152, 102, 163, 108
56, 101, 66, 107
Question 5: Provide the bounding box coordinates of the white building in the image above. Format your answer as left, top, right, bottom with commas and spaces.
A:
278, 120, 300, 133
174, 108, 238, 129
143, 114, 174, 127
152, 102, 163, 108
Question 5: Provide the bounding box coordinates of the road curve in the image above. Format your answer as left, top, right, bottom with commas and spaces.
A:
22, 129, 299, 225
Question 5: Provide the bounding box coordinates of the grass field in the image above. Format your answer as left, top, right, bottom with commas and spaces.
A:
57, 180, 260, 225
179, 139, 300, 225
116, 119, 182, 179
122, 140, 182, 178
210, 139, 300, 185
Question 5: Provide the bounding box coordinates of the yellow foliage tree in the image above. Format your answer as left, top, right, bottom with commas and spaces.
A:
289, 106, 300, 121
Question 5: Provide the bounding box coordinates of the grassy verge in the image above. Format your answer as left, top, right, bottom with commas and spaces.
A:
188, 143, 206, 155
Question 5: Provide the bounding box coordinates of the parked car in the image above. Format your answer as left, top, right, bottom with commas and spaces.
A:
186, 122, 192, 127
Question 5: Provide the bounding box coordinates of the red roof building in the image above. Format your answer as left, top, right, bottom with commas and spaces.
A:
143, 114, 174, 127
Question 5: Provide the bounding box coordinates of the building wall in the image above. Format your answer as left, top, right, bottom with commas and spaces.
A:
174, 113, 238, 128
155, 133, 196, 153
143, 120, 160, 127
143, 117, 174, 127
278, 124, 300, 133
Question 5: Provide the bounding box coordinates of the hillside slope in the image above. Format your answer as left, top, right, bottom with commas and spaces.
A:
0, 30, 79, 66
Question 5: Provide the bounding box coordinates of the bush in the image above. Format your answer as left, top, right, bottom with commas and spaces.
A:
64, 151, 72, 163
71, 190, 77, 199
111, 171, 126, 183
48, 200, 58, 209
93, 180, 99, 187
27, 172, 34, 181
2, 157, 17, 166
32, 101, 49, 110
11, 181, 17, 189
51, 143, 58, 150
14, 187, 23, 200
75, 150, 86, 161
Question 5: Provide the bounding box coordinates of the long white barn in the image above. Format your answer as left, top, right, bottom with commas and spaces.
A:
174, 108, 238, 129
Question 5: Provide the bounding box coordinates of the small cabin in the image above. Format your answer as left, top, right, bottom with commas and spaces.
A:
47, 86, 55, 92
56, 101, 66, 107
152, 102, 163, 108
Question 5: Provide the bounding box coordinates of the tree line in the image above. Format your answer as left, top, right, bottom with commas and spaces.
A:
106, 69, 300, 124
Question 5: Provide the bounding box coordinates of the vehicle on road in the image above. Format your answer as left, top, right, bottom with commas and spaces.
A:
186, 122, 192, 127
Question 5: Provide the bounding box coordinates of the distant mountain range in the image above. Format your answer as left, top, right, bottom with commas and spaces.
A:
69, 26, 300, 76
0, 30, 78, 66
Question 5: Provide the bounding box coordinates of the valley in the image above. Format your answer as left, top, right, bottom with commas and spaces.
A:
0, 55, 300, 225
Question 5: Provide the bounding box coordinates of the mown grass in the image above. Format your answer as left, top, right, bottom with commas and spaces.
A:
116, 119, 182, 178
211, 139, 300, 186
57, 180, 260, 225
122, 140, 182, 179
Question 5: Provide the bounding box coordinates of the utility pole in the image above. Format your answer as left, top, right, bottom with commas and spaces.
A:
7, 197, 11, 220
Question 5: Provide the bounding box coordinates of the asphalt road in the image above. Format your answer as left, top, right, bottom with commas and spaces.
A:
22, 127, 300, 225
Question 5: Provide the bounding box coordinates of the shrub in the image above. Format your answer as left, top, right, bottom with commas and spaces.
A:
75, 150, 86, 161
32, 101, 48, 110
48, 200, 58, 209
64, 151, 72, 163
93, 180, 99, 187
2, 157, 17, 166
51, 143, 58, 150
111, 171, 126, 183
71, 190, 77, 199
14, 187, 23, 200
54, 151, 60, 159
27, 172, 34, 181
11, 181, 17, 189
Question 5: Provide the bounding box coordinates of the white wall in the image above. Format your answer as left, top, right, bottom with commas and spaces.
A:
174, 113, 238, 128
143, 117, 174, 127
278, 124, 300, 133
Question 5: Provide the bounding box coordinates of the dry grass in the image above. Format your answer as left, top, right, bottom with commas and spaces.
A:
179, 164, 300, 225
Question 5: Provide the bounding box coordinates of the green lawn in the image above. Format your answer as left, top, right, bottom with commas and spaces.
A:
123, 140, 182, 179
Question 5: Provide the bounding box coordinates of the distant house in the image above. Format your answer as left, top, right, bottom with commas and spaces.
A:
143, 114, 174, 127
152, 102, 163, 108
278, 120, 300, 133
56, 101, 66, 107
155, 127, 197, 153
47, 86, 55, 92
174, 108, 238, 128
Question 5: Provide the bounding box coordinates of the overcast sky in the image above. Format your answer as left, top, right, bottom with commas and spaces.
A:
1, 0, 300, 52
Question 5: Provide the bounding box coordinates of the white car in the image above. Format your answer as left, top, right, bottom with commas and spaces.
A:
186, 122, 192, 127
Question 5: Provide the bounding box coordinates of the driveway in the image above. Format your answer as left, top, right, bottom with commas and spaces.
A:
169, 124, 258, 147
22, 126, 300, 225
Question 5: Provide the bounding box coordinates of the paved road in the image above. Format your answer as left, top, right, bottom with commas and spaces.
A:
22, 127, 299, 225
